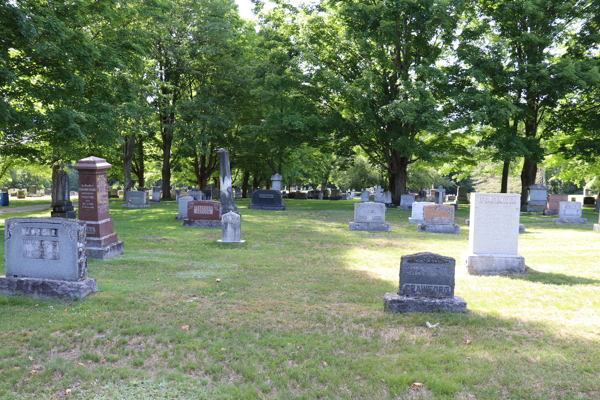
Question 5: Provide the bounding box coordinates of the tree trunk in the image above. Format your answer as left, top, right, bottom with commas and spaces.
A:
500, 160, 510, 193
132, 135, 145, 188
520, 158, 537, 206
252, 174, 260, 190
124, 134, 135, 192
242, 170, 250, 198
161, 127, 172, 199
389, 149, 409, 205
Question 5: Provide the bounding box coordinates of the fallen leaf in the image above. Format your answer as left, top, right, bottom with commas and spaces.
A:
181, 325, 189, 331
216, 278, 221, 282
64, 309, 68, 313
464, 339, 471, 345
65, 389, 71, 395
77, 363, 84, 366
12, 367, 20, 370
30, 370, 37, 374
412, 382, 423, 389
220, 348, 226, 351
321, 361, 328, 367
99, 360, 105, 364
297, 346, 303, 350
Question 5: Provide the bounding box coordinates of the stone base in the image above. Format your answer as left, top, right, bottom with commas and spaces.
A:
397, 206, 412, 210
0, 276, 97, 300
416, 224, 460, 234
462, 253, 525, 275
217, 240, 245, 244
593, 224, 600, 232
408, 218, 422, 224
543, 209, 559, 216
183, 219, 222, 228
522, 205, 546, 213
86, 240, 124, 259
121, 204, 149, 208
348, 222, 391, 231
384, 293, 467, 313
248, 205, 285, 210
149, 201, 160, 204
553, 217, 588, 224
51, 211, 76, 219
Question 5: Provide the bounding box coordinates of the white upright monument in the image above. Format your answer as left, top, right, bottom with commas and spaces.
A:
271, 173, 283, 191
462, 193, 525, 274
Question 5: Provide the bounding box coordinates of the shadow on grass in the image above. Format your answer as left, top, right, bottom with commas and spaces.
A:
506, 267, 600, 286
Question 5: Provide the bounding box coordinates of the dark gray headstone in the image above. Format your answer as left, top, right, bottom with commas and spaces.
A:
399, 252, 455, 298
248, 189, 284, 210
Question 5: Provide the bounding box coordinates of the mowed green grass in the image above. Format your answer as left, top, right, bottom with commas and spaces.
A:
0, 199, 598, 400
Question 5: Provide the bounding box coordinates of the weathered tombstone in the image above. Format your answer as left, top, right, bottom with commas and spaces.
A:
211, 187, 220, 201
150, 187, 161, 203
348, 202, 391, 231
44, 188, 52, 195
544, 194, 568, 216
374, 189, 385, 203
234, 187, 242, 199
435, 186, 446, 205
183, 200, 222, 227
383, 191, 393, 206
417, 205, 460, 234
398, 194, 416, 210
0, 217, 97, 299
408, 202, 435, 224
447, 195, 456, 201
27, 185, 37, 196
117, 190, 124, 198
188, 189, 204, 201
176, 196, 194, 220
74, 156, 124, 259
524, 184, 548, 212
248, 189, 285, 210
123, 191, 149, 208
455, 186, 469, 205
271, 173, 283, 191
583, 196, 595, 207
51, 166, 76, 219
9, 189, 17, 197
17, 190, 26, 199
216, 148, 237, 215
218, 211, 244, 243
553, 201, 588, 224
329, 188, 341, 200
295, 191, 307, 199
461, 193, 524, 274
384, 252, 467, 313
108, 188, 119, 198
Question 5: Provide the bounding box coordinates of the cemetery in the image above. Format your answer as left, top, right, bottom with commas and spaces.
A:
0, 0, 599, 399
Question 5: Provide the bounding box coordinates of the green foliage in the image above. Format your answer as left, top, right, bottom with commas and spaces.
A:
331, 155, 383, 190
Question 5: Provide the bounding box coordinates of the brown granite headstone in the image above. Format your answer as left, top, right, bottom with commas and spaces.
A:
188, 200, 221, 220
74, 156, 124, 259
547, 194, 568, 211
423, 204, 454, 224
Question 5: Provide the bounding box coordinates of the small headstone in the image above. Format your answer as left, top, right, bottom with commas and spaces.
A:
118, 190, 124, 198
348, 203, 391, 231
108, 188, 119, 198
248, 189, 285, 210
0, 217, 96, 299
408, 202, 434, 223
360, 191, 369, 203
583, 196, 595, 206
17, 190, 26, 199
417, 205, 460, 234
455, 186, 469, 205
398, 194, 416, 210
544, 194, 568, 216
123, 191, 149, 208
384, 252, 467, 313
218, 211, 244, 243
553, 201, 587, 224
151, 187, 161, 203
0, 192, 8, 206
524, 184, 548, 212
183, 200, 222, 228
435, 186, 446, 205
271, 174, 283, 191
329, 188, 341, 200
44, 188, 52, 195
461, 193, 524, 274
51, 166, 76, 219
188, 190, 204, 201
211, 187, 220, 200
383, 191, 392, 206
446, 195, 456, 201
27, 185, 37, 195
176, 196, 194, 220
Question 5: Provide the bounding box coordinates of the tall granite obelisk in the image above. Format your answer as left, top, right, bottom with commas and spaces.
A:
74, 156, 124, 259
216, 148, 237, 215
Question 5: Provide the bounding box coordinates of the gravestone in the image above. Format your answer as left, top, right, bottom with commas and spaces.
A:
9, 189, 17, 197
398, 194, 416, 210
383, 191, 393, 206
27, 185, 37, 196
408, 202, 435, 223
553, 202, 587, 224
211, 187, 220, 201
455, 186, 469, 205
51, 165, 76, 219
524, 184, 548, 212
348, 202, 391, 231
216, 148, 237, 215
461, 193, 524, 274
596, 199, 600, 213
45, 188, 52, 195
329, 188, 341, 200
360, 191, 369, 203
108, 189, 119, 198
271, 173, 283, 191
183, 200, 222, 227
123, 191, 149, 208
435, 186, 446, 205
0, 217, 96, 299
295, 191, 307, 199
118, 190, 124, 198
188, 189, 204, 201
583, 196, 595, 207
544, 194, 568, 216
176, 196, 194, 220
447, 195, 456, 201
248, 189, 285, 210
151, 187, 161, 203
384, 252, 467, 313
374, 187, 385, 203
218, 211, 244, 243
204, 188, 212, 200
323, 189, 330, 199
17, 190, 26, 199
417, 205, 460, 234
593, 213, 599, 232
74, 156, 124, 259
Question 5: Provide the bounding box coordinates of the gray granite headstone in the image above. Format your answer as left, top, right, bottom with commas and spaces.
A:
151, 187, 161, 203
399, 194, 416, 210
218, 211, 244, 243
360, 191, 369, 203
348, 203, 391, 231
553, 201, 587, 224
177, 196, 194, 220
123, 191, 149, 208
271, 173, 283, 191
51, 167, 76, 219
0, 217, 96, 299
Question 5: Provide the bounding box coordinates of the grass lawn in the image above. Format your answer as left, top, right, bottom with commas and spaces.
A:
0, 199, 598, 399
0, 198, 53, 209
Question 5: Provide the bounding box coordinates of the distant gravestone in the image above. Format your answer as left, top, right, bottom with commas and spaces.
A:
384, 252, 467, 313
553, 201, 587, 224
525, 184, 548, 212
176, 196, 194, 220
118, 190, 124, 198
123, 191, 149, 208
27, 185, 37, 195
0, 217, 96, 299
583, 196, 595, 207
408, 202, 434, 224
108, 188, 119, 198
218, 211, 244, 243
17, 190, 26, 199
249, 189, 285, 210
461, 193, 524, 274
435, 186, 446, 204
151, 187, 161, 203
329, 188, 341, 200
596, 199, 600, 213
271, 173, 283, 191
398, 194, 416, 210
348, 202, 391, 231
383, 191, 392, 206
295, 191, 307, 199
183, 200, 221, 228
455, 186, 469, 205
0, 192, 8, 206
544, 194, 568, 216
51, 166, 76, 219
417, 205, 460, 234
45, 188, 52, 195
360, 191, 369, 203
593, 213, 599, 232
188, 190, 204, 201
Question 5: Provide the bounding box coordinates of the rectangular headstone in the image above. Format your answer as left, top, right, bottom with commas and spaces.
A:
468, 193, 520, 255
559, 201, 581, 218
188, 200, 221, 220
423, 205, 454, 224
125, 191, 147, 206
409, 202, 435, 222
177, 196, 194, 219
354, 202, 386, 222
548, 194, 568, 211
399, 252, 455, 298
